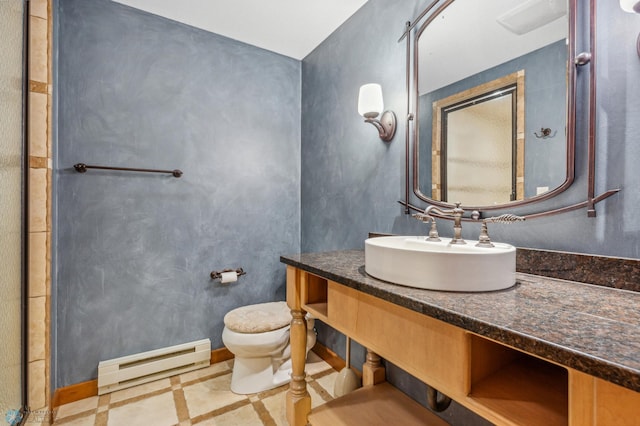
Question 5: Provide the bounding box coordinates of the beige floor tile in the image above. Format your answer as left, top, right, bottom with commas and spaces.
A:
260, 390, 288, 426
109, 378, 172, 404
197, 404, 262, 426
314, 371, 339, 397
179, 360, 232, 384
26, 407, 54, 426
304, 352, 332, 377
55, 396, 99, 420
182, 373, 247, 418
308, 385, 329, 410
107, 391, 177, 426
53, 357, 336, 426
55, 414, 96, 426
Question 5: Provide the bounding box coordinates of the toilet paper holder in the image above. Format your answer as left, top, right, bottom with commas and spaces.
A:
210, 267, 246, 281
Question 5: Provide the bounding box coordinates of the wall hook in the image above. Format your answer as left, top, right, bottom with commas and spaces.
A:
534, 128, 556, 139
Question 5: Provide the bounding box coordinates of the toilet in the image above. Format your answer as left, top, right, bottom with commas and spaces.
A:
222, 301, 316, 394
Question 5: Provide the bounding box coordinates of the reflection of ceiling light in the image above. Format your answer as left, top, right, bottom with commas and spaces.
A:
497, 0, 566, 35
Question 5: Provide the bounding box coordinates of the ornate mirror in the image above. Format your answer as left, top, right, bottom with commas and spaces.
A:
411, 0, 575, 211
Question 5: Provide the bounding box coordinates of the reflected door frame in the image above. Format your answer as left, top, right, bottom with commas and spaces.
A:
431, 70, 525, 202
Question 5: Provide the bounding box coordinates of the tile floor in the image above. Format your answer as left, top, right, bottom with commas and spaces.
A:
52, 353, 338, 426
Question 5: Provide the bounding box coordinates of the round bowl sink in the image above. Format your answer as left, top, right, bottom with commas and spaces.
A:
364, 236, 516, 292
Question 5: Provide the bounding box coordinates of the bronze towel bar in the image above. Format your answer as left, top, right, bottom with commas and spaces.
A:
74, 163, 182, 178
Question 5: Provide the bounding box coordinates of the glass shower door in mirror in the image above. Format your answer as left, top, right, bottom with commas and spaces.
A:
442, 89, 516, 205
431, 71, 524, 206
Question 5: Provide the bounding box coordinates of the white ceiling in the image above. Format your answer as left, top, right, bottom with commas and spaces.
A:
419, 0, 567, 93
112, 0, 369, 60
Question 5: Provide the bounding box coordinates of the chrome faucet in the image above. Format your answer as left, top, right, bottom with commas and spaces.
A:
415, 202, 466, 245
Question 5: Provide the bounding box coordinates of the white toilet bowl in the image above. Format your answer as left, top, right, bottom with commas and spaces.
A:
222, 301, 316, 394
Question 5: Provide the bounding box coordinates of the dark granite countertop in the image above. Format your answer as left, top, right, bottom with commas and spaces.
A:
281, 250, 640, 394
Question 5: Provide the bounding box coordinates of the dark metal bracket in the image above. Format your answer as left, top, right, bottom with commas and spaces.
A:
399, 187, 620, 221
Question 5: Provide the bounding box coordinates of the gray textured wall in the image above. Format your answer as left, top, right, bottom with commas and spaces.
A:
54, 0, 300, 387
301, 0, 417, 253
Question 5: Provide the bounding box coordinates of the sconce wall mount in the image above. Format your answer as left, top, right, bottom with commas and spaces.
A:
364, 110, 397, 142
358, 83, 397, 142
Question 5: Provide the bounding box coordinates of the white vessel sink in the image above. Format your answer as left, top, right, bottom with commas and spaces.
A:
364, 236, 516, 292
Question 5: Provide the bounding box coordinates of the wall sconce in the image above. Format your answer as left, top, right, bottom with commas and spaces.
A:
620, 0, 640, 57
358, 84, 396, 142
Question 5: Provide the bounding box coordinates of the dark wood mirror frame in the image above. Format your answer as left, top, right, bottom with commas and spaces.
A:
399, 0, 619, 220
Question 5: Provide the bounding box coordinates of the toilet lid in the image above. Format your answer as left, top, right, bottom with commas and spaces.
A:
224, 301, 291, 333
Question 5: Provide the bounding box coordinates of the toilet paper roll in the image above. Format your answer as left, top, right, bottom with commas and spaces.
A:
220, 271, 238, 284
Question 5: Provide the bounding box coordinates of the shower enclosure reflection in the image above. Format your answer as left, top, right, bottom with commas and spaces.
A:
431, 72, 523, 206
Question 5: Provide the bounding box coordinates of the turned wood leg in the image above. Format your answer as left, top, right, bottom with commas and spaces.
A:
363, 348, 386, 386
286, 308, 311, 426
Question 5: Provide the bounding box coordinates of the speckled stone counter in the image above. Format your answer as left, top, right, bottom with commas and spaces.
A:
281, 250, 640, 394
517, 247, 640, 292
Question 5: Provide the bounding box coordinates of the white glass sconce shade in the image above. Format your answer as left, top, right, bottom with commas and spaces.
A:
358, 84, 384, 118
621, 0, 640, 13
358, 83, 396, 142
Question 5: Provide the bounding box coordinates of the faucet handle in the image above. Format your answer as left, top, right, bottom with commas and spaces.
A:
426, 218, 441, 242
411, 213, 430, 222
484, 214, 526, 224
475, 214, 525, 248
411, 213, 441, 242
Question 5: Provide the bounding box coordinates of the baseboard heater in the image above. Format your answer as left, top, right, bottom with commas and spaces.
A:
97, 338, 211, 395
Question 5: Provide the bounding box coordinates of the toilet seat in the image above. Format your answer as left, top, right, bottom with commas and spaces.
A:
222, 326, 290, 358
224, 301, 291, 333
221, 300, 316, 394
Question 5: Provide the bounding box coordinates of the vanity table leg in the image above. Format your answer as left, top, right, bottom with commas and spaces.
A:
286, 266, 311, 425
363, 348, 386, 386
286, 308, 311, 426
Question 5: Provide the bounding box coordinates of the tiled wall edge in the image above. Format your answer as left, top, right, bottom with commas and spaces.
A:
28, 0, 52, 416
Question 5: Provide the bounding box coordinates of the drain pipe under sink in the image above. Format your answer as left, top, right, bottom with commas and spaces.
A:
426, 385, 452, 412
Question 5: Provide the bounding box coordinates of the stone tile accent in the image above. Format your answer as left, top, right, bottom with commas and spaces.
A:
28, 0, 52, 415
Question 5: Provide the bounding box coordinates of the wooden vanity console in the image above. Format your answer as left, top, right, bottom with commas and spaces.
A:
283, 252, 640, 426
